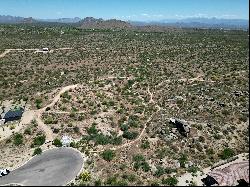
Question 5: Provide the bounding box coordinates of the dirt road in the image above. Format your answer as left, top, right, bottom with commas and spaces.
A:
0, 47, 74, 58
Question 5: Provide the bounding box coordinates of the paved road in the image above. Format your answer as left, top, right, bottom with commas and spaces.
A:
0, 148, 83, 186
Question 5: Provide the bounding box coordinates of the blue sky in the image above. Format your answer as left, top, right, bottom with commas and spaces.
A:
0, 0, 249, 21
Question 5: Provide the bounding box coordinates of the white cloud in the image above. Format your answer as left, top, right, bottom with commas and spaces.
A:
141, 13, 149, 17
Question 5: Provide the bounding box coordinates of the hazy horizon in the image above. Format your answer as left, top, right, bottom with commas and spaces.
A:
0, 0, 249, 21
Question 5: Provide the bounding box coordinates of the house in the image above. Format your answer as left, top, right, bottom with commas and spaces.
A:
3, 108, 24, 123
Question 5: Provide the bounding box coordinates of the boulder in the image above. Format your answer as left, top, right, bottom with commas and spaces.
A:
170, 118, 190, 137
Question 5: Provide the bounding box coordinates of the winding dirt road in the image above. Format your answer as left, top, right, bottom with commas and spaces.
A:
0, 47, 74, 58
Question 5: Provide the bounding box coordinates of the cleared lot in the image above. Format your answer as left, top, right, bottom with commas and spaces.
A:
0, 148, 83, 186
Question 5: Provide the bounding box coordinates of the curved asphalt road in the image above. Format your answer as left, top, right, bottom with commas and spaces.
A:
0, 148, 83, 186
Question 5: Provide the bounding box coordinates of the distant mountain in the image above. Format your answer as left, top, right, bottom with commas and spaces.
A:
21, 17, 37, 24
130, 17, 249, 30
0, 15, 248, 30
38, 17, 81, 23
78, 17, 132, 29
0, 15, 25, 23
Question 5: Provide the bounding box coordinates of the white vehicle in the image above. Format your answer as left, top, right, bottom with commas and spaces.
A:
0, 168, 10, 177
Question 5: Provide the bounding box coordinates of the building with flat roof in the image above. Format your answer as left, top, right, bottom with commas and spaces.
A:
2, 107, 24, 123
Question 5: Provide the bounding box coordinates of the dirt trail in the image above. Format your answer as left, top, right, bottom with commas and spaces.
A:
90, 86, 160, 153
39, 84, 78, 112
0, 47, 74, 58
34, 85, 78, 141
2, 84, 79, 142
35, 113, 54, 141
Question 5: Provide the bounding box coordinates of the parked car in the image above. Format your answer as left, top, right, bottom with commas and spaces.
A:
0, 168, 10, 177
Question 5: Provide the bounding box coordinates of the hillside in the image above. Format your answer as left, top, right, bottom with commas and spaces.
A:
78, 17, 132, 29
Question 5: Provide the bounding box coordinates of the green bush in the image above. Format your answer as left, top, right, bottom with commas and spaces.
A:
94, 179, 102, 186
122, 130, 138, 140
13, 133, 23, 146
87, 124, 98, 135
33, 135, 46, 146
141, 139, 150, 149
33, 147, 42, 156
154, 166, 165, 177
24, 128, 32, 135
95, 134, 111, 145
219, 148, 235, 160
133, 154, 150, 172
120, 123, 129, 131
162, 177, 178, 186
35, 98, 43, 109
179, 153, 188, 168
53, 138, 62, 147
105, 175, 128, 186
112, 135, 123, 145
187, 166, 199, 174
101, 149, 115, 161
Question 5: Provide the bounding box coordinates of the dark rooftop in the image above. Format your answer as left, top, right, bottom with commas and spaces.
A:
3, 108, 24, 119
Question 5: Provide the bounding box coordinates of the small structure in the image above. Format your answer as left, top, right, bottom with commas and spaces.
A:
3, 108, 24, 123
169, 118, 190, 137
42, 48, 49, 52
61, 135, 72, 147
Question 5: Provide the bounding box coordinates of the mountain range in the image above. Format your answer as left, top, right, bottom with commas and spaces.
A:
0, 15, 248, 30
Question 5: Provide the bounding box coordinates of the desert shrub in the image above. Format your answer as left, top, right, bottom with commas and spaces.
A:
87, 124, 98, 135
112, 135, 123, 145
61, 91, 71, 100
101, 149, 115, 161
35, 98, 42, 109
120, 123, 129, 131
219, 148, 235, 160
141, 139, 150, 149
33, 135, 46, 146
154, 166, 165, 177
187, 166, 199, 174
73, 126, 80, 133
165, 167, 177, 174
150, 181, 160, 186
95, 134, 111, 145
105, 175, 128, 186
133, 154, 150, 172
44, 116, 58, 124
206, 148, 214, 155
79, 170, 91, 182
162, 177, 178, 186
179, 153, 188, 168
122, 130, 138, 140
24, 127, 32, 135
94, 179, 102, 186
33, 147, 42, 156
13, 133, 23, 146
53, 138, 62, 147
121, 173, 136, 182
